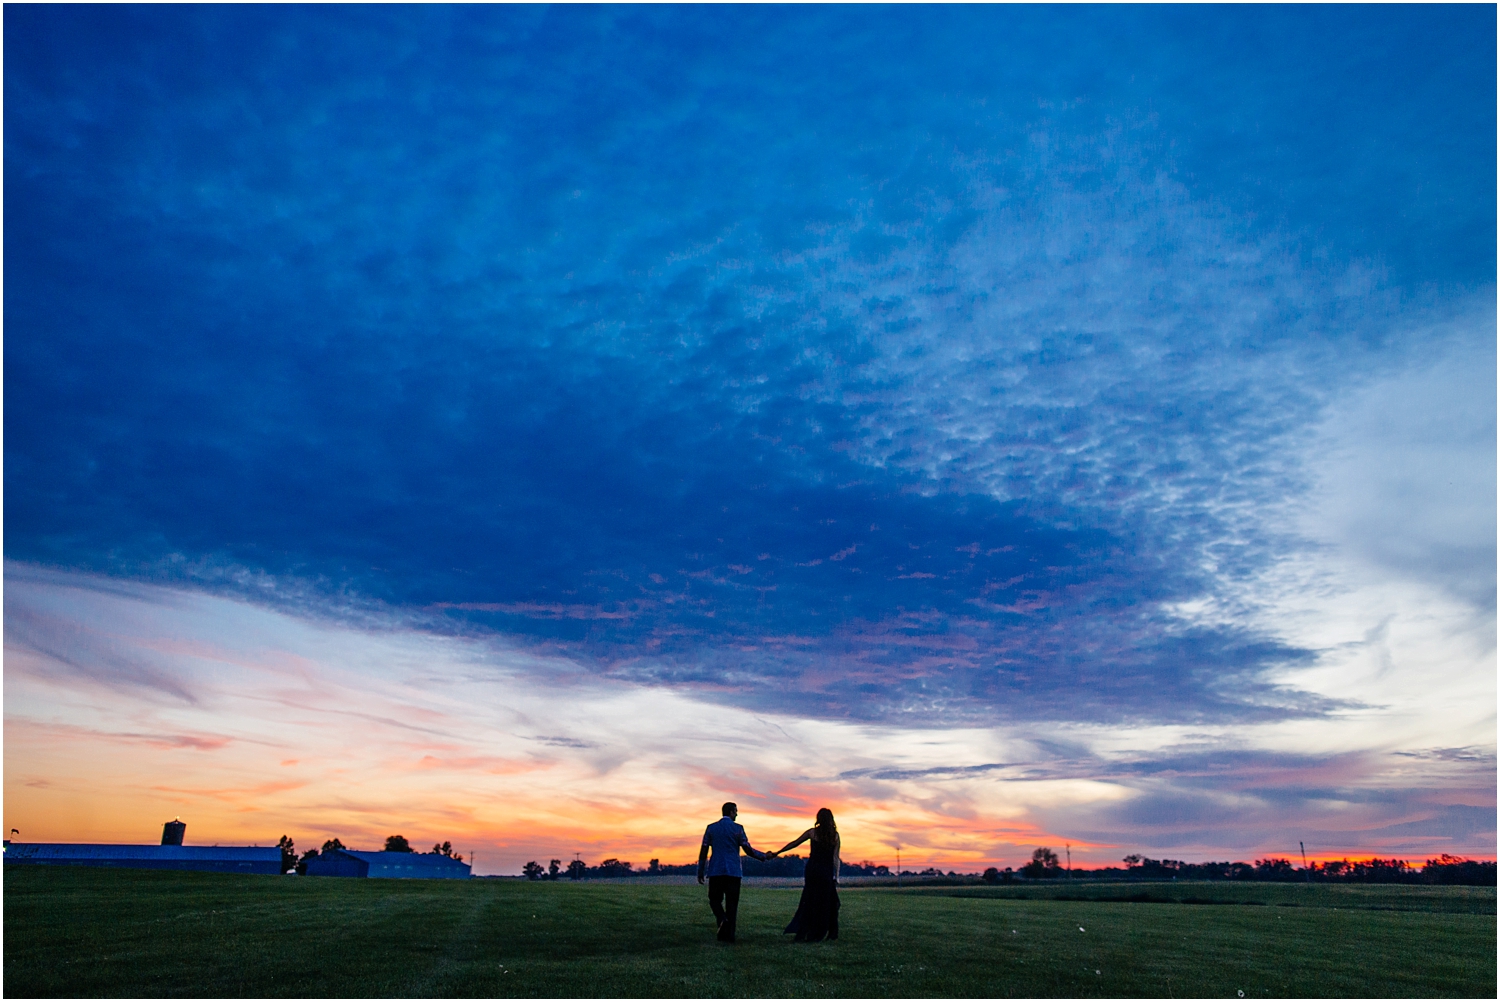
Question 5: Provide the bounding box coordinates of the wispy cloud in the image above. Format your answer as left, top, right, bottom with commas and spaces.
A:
7, 7, 1493, 730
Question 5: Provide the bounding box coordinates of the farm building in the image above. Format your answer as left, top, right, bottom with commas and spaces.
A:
3, 842, 282, 874
304, 848, 471, 879
2, 820, 282, 874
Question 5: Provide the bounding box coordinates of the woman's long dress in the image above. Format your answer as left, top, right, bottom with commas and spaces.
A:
784, 834, 840, 942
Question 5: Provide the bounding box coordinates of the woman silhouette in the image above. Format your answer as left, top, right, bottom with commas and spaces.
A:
772, 808, 840, 942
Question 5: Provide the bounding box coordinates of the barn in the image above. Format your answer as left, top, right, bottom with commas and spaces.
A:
304, 848, 471, 879
3, 842, 282, 874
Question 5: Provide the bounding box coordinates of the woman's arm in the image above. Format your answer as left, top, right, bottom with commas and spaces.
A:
773, 828, 816, 856
833, 833, 841, 880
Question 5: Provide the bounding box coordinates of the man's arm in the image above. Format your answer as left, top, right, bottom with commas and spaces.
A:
697, 834, 710, 884
738, 828, 770, 861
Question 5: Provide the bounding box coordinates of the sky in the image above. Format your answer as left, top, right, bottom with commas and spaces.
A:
4, 6, 1495, 873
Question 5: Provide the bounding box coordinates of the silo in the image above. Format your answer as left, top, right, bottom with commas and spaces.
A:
161, 819, 186, 846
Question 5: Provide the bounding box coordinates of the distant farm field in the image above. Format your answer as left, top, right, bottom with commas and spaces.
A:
3, 868, 1494, 998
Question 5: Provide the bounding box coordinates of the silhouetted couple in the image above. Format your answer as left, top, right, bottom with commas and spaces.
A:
697, 802, 840, 943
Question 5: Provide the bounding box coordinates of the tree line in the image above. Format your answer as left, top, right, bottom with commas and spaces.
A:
274, 837, 1492, 886
511, 846, 1494, 886
971, 847, 1496, 885
519, 856, 894, 880
275, 835, 466, 874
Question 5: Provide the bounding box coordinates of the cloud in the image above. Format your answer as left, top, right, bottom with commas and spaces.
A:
8, 566, 1490, 868
839, 763, 1014, 782
7, 720, 235, 753
4, 597, 202, 705
532, 736, 597, 750
1043, 753, 1497, 860
1395, 747, 1497, 766
1366, 806, 1496, 842
8, 8, 1492, 729
1302, 315, 1497, 612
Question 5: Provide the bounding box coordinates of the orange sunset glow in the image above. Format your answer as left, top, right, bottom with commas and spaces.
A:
6, 565, 1491, 872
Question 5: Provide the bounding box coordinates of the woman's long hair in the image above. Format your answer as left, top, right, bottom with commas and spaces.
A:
813, 807, 837, 843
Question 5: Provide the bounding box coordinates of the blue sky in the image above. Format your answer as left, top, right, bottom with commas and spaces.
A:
5, 6, 1494, 867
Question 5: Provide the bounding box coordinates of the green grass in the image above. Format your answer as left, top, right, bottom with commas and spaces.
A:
910, 879, 1498, 913
4, 868, 1494, 997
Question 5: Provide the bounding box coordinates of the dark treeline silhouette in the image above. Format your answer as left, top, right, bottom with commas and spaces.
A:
520, 856, 892, 879
1410, 855, 1498, 884
1107, 852, 1495, 884
516, 846, 1494, 885
986, 849, 1495, 886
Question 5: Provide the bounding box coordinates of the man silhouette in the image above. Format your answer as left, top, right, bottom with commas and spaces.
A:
697, 802, 771, 942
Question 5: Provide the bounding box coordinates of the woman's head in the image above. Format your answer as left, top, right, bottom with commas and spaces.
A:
815, 807, 836, 833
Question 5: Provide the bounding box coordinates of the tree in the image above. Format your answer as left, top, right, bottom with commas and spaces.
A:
431, 841, 456, 857
321, 838, 345, 853
1254, 857, 1295, 880
1320, 859, 1350, 878
566, 859, 587, 880
277, 836, 297, 874
384, 835, 413, 853
522, 861, 545, 880
982, 867, 1001, 885
1423, 855, 1497, 885
1022, 847, 1062, 879
548, 859, 562, 880
1122, 856, 1183, 878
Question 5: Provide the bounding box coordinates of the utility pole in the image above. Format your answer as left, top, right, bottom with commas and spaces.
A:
1300, 842, 1309, 882
1066, 843, 1071, 878
896, 846, 901, 887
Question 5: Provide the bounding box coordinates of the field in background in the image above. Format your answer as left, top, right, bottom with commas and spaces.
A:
4, 868, 1493, 998
919, 879, 1499, 912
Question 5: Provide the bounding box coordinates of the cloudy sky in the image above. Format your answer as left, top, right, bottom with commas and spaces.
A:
5, 6, 1494, 872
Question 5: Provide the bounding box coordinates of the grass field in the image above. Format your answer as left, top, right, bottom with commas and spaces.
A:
4, 867, 1494, 998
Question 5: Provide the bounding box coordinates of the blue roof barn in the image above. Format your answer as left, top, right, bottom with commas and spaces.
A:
3, 841, 281, 874
3, 819, 282, 874
304, 849, 471, 879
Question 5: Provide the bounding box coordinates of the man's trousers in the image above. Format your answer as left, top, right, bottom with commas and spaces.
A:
707, 875, 742, 942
